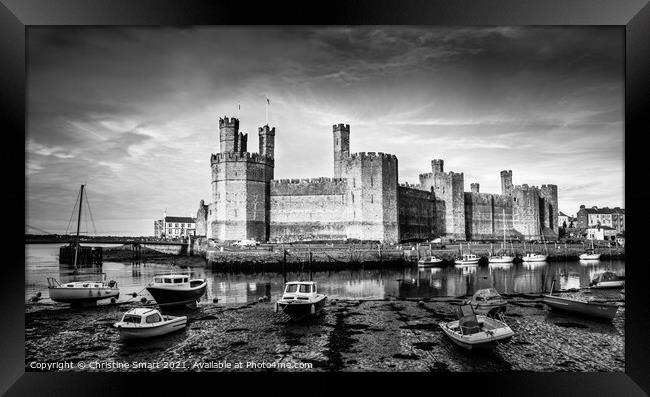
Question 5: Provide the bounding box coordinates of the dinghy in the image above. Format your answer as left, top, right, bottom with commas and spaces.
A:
418, 256, 443, 267
543, 280, 618, 320
589, 271, 624, 289
439, 305, 514, 350
466, 288, 507, 317
114, 308, 187, 340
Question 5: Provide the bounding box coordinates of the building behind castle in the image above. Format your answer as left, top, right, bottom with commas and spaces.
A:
196, 117, 559, 244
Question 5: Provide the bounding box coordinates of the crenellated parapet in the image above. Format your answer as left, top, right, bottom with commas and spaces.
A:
271, 177, 349, 196
211, 151, 275, 166
345, 151, 398, 162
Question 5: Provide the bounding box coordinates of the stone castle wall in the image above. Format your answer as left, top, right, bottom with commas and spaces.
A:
512, 184, 541, 239
398, 186, 436, 241
419, 160, 466, 241
464, 192, 494, 240
269, 178, 350, 242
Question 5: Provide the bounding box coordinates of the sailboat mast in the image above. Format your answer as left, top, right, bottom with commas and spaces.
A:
73, 184, 84, 271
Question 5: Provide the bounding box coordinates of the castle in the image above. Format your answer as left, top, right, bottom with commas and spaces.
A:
196, 117, 558, 244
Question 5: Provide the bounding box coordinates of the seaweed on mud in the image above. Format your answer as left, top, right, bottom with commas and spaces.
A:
554, 322, 589, 329
393, 353, 420, 360
429, 361, 450, 372
225, 327, 250, 333
323, 311, 359, 371
230, 341, 247, 347
412, 341, 438, 351
400, 323, 441, 332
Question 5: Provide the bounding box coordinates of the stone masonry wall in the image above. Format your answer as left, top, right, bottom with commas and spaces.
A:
464, 192, 494, 241
512, 184, 541, 240
398, 186, 436, 241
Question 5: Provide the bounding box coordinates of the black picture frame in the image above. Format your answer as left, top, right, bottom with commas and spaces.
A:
2, 0, 649, 395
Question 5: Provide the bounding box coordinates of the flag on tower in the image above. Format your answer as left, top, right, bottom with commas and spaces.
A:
267, 98, 270, 105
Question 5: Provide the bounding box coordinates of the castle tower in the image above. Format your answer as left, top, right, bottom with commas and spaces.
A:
471, 183, 480, 193
418, 159, 466, 241
219, 117, 239, 153
333, 123, 350, 178
540, 184, 559, 235
209, 117, 275, 242
258, 125, 275, 158
500, 170, 513, 196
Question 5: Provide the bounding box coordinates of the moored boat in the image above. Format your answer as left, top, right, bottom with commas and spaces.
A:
418, 256, 443, 267
522, 252, 547, 262
589, 271, 624, 289
466, 288, 507, 316
488, 255, 514, 263
274, 281, 327, 318
579, 240, 601, 260
457, 253, 480, 265
145, 274, 207, 308
47, 274, 119, 304
439, 305, 514, 350
543, 280, 618, 320
114, 308, 187, 340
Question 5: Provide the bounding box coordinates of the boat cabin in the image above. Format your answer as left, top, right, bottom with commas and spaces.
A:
152, 274, 190, 287
472, 288, 504, 303
282, 282, 318, 299
119, 308, 164, 325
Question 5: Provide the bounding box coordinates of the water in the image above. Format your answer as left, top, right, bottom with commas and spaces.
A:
25, 244, 626, 305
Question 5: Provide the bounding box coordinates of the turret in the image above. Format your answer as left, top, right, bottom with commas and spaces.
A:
219, 117, 239, 153
471, 183, 479, 193
432, 159, 444, 174
500, 170, 513, 196
258, 125, 275, 158
333, 123, 350, 178
238, 132, 248, 154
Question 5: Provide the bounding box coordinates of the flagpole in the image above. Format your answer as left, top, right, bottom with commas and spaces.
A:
237, 104, 241, 119
265, 98, 269, 126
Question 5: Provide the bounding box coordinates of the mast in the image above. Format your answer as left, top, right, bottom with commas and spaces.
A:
502, 209, 507, 254
73, 184, 84, 272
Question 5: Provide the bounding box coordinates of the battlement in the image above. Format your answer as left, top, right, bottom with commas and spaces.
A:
272, 177, 347, 185
347, 152, 398, 161
219, 116, 239, 128
211, 151, 274, 165
541, 184, 558, 191
513, 184, 539, 192
258, 125, 276, 135
500, 170, 513, 176
333, 123, 350, 132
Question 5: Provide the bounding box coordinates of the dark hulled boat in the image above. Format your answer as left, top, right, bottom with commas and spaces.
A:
145, 274, 207, 308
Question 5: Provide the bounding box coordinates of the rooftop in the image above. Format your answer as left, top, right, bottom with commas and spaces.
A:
164, 216, 196, 223
580, 206, 625, 215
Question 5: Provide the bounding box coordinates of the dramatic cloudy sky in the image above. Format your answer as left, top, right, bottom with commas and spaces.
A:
26, 27, 624, 236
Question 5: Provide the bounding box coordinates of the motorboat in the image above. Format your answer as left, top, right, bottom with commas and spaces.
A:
543, 280, 618, 321
522, 252, 547, 262
274, 281, 327, 318
418, 256, 443, 267
466, 288, 507, 317
456, 253, 480, 265
114, 308, 187, 340
589, 271, 625, 289
439, 305, 514, 350
47, 273, 119, 305
145, 274, 207, 308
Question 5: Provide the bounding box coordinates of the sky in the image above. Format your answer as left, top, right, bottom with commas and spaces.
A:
26, 26, 624, 236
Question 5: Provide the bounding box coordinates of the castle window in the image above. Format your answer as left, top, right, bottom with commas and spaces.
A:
351, 193, 354, 203
371, 195, 374, 203
234, 209, 238, 217
371, 176, 373, 187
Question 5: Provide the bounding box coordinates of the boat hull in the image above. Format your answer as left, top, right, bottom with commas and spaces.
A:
116, 316, 187, 340
418, 260, 443, 267
592, 280, 625, 289
523, 255, 547, 262
49, 287, 119, 303
488, 256, 514, 263
579, 254, 601, 260
472, 302, 507, 316
277, 296, 327, 318
543, 295, 618, 320
146, 280, 207, 307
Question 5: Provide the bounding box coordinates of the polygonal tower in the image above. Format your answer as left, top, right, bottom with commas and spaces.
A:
500, 170, 513, 196
208, 117, 275, 242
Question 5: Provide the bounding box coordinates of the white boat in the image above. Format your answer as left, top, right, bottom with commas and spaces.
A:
466, 288, 507, 316
274, 281, 327, 318
589, 271, 625, 289
418, 256, 443, 266
457, 253, 480, 264
522, 252, 547, 262
440, 305, 514, 350
47, 184, 120, 305
579, 240, 601, 260
47, 275, 119, 304
145, 274, 207, 308
114, 308, 187, 340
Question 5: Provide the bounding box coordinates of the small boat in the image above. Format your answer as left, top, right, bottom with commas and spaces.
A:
579, 240, 601, 260
457, 253, 480, 265
589, 271, 625, 289
114, 308, 187, 340
522, 252, 547, 262
543, 280, 618, 320
145, 274, 207, 308
466, 288, 507, 317
489, 211, 514, 264
274, 281, 327, 318
47, 275, 119, 304
439, 305, 514, 350
418, 256, 443, 267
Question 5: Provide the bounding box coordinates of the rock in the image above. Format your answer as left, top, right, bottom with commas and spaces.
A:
213, 298, 219, 303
